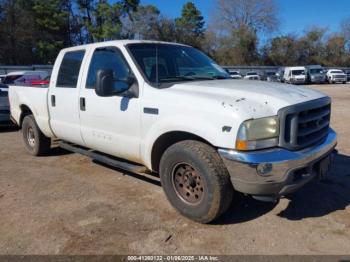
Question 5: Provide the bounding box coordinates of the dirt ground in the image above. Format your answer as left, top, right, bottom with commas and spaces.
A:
0, 84, 349, 255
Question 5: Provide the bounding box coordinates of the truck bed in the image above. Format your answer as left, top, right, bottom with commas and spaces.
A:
9, 85, 54, 137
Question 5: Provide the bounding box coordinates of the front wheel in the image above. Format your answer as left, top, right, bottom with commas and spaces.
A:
22, 115, 51, 156
159, 140, 234, 223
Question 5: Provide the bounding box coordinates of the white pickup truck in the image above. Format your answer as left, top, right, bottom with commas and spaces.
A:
9, 40, 337, 223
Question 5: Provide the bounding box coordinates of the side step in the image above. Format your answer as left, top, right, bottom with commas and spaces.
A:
59, 141, 148, 174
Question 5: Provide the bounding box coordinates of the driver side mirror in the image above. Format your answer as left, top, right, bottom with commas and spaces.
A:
95, 69, 137, 98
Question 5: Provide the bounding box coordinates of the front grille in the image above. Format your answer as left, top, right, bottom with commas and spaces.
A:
279, 97, 331, 150
334, 75, 345, 79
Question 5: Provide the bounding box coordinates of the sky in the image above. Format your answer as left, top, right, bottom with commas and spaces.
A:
140, 0, 350, 37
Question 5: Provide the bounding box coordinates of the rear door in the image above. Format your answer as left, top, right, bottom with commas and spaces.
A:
48, 50, 86, 145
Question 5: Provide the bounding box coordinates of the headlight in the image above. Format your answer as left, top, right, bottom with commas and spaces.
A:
236, 116, 280, 151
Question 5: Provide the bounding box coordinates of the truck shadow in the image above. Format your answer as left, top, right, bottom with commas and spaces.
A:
0, 124, 19, 133
215, 193, 278, 224
215, 153, 350, 224
93, 160, 162, 187
277, 153, 350, 220
44, 146, 73, 157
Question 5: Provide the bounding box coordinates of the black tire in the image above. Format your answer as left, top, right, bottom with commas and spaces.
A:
159, 140, 234, 223
343, 81, 346, 84
22, 115, 51, 156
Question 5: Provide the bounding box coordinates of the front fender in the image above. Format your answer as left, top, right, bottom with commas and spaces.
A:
140, 115, 236, 169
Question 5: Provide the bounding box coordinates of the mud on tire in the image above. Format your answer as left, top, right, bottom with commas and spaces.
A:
159, 140, 234, 223
22, 115, 51, 156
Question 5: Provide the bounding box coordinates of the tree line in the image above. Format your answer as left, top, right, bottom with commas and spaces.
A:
0, 0, 350, 67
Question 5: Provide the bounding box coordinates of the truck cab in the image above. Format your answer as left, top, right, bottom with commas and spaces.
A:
9, 41, 337, 223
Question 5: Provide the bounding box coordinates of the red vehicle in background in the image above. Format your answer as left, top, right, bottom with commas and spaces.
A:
30, 76, 50, 87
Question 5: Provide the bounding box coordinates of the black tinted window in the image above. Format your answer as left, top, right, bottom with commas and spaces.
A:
57, 51, 85, 88
128, 44, 229, 84
86, 47, 131, 91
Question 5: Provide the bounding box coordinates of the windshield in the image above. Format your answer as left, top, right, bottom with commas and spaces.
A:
3, 75, 24, 84
127, 43, 230, 84
292, 70, 305, 75
266, 72, 275, 76
330, 70, 343, 74
230, 72, 239, 75
310, 68, 323, 74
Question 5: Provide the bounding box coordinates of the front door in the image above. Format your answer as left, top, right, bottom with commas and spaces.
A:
48, 50, 86, 145
79, 46, 142, 162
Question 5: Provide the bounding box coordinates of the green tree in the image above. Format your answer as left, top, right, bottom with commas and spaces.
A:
295, 27, 326, 65
124, 5, 160, 40
30, 0, 72, 63
325, 34, 349, 67
261, 35, 298, 66
0, 0, 37, 64
175, 2, 205, 48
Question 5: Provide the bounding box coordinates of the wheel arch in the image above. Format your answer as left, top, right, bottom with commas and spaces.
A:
19, 104, 34, 127
150, 131, 214, 173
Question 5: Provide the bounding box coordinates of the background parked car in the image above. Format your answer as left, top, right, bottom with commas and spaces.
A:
305, 65, 326, 84
244, 71, 260, 80
0, 89, 10, 123
0, 75, 6, 83
228, 70, 242, 79
343, 69, 350, 82
261, 71, 277, 81
0, 71, 49, 88
326, 69, 347, 84
276, 67, 285, 82
30, 76, 50, 87
284, 66, 307, 84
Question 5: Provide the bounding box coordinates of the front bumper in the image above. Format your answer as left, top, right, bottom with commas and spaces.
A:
218, 129, 337, 197
310, 77, 326, 83
332, 77, 347, 82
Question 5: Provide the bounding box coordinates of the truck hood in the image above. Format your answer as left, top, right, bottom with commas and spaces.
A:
167, 79, 327, 119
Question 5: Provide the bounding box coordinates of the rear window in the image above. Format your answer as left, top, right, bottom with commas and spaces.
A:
56, 51, 85, 88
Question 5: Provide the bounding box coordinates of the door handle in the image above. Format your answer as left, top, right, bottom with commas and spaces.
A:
51, 95, 56, 107
80, 97, 86, 111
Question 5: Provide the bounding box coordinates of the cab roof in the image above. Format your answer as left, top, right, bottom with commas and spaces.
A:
61, 40, 188, 53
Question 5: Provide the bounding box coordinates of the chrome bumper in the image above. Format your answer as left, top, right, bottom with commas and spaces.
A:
218, 129, 337, 197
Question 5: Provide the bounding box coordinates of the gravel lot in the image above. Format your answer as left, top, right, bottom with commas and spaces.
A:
0, 84, 349, 255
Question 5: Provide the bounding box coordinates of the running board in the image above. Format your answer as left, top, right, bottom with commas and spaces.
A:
59, 141, 148, 174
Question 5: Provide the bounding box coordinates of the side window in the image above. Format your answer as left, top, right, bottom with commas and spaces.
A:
56, 51, 85, 88
86, 47, 131, 91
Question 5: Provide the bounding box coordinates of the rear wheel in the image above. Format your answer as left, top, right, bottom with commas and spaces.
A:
159, 140, 233, 223
22, 115, 51, 156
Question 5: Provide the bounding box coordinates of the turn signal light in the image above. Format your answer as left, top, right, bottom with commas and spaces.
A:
236, 140, 248, 151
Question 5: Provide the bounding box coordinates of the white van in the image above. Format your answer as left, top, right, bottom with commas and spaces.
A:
284, 67, 306, 84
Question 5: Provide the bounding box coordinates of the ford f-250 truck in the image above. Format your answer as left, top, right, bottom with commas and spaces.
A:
9, 40, 337, 223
